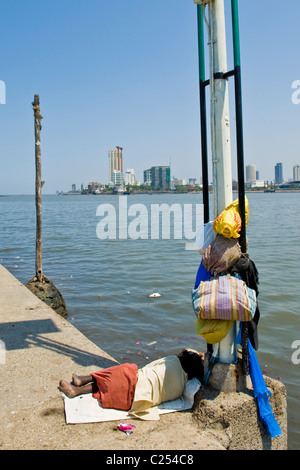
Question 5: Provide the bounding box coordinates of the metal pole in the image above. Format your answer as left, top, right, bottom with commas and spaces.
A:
208, 0, 236, 363
208, 0, 233, 218
194, 0, 238, 364
231, 0, 249, 374
196, 4, 209, 224
231, 0, 246, 254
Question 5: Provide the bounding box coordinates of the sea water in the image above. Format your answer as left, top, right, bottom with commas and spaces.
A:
0, 192, 299, 449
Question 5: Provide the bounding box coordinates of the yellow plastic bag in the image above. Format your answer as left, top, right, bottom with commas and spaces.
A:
195, 318, 234, 344
213, 197, 249, 239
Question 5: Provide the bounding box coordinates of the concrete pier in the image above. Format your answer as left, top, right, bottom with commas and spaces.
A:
0, 264, 287, 450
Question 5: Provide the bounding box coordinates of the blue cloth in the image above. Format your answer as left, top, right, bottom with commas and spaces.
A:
236, 328, 282, 438
194, 260, 211, 289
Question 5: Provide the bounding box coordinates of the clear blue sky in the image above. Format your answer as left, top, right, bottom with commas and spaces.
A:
0, 0, 299, 194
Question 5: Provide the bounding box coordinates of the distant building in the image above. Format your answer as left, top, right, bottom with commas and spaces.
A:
143, 169, 152, 186
293, 164, 300, 181
188, 178, 197, 186
109, 146, 123, 184
256, 171, 260, 180
150, 166, 171, 189
111, 170, 124, 187
125, 169, 135, 186
275, 163, 283, 184
246, 164, 256, 184
87, 181, 102, 193
72, 184, 76, 192
250, 180, 265, 188
173, 178, 187, 186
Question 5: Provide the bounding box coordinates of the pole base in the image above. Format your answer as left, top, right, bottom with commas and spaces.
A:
205, 361, 251, 393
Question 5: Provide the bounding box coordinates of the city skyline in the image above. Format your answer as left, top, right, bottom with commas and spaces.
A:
42, 151, 300, 194
1, 1, 300, 194
65, 158, 300, 195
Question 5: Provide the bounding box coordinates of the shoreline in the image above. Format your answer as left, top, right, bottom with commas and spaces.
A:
2, 189, 300, 197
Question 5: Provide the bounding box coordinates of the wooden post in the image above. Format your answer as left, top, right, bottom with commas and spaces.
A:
32, 94, 43, 283
27, 96, 68, 318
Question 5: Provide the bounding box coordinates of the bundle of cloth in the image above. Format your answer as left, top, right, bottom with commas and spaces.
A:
194, 222, 260, 350
193, 207, 281, 439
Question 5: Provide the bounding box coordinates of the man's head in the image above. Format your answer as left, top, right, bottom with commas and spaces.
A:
177, 348, 204, 383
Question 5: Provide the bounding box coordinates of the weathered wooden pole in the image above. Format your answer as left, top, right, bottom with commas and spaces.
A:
32, 94, 43, 283
27, 95, 67, 318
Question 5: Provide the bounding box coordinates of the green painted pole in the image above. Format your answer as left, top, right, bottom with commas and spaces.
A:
197, 4, 209, 224
197, 3, 212, 355
231, 0, 246, 255
231, 0, 249, 375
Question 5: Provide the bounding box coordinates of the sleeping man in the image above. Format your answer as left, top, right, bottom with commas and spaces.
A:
59, 348, 204, 420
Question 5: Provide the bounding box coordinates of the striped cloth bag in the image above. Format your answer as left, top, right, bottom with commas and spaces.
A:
192, 274, 256, 322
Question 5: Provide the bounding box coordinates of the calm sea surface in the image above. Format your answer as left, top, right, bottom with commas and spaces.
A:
0, 192, 299, 449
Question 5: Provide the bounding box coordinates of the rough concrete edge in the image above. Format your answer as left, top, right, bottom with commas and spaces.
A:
191, 375, 287, 450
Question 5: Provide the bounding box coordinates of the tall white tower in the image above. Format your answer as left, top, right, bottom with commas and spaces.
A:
246, 164, 256, 184
293, 164, 300, 181
109, 146, 123, 183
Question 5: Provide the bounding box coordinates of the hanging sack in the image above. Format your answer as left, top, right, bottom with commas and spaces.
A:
202, 234, 242, 274
192, 274, 256, 322
213, 197, 249, 239
195, 317, 234, 344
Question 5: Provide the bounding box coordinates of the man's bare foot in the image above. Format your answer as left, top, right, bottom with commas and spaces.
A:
59, 380, 78, 398
71, 373, 93, 387
72, 374, 83, 386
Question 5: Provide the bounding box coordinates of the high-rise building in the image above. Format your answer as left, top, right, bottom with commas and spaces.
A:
109, 146, 123, 184
189, 178, 197, 186
143, 169, 152, 186
125, 169, 135, 186
111, 170, 124, 187
293, 164, 300, 181
275, 163, 283, 184
150, 166, 171, 189
246, 164, 256, 184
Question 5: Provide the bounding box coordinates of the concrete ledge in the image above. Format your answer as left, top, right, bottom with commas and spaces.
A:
0, 264, 288, 450
0, 264, 217, 450
193, 375, 287, 450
